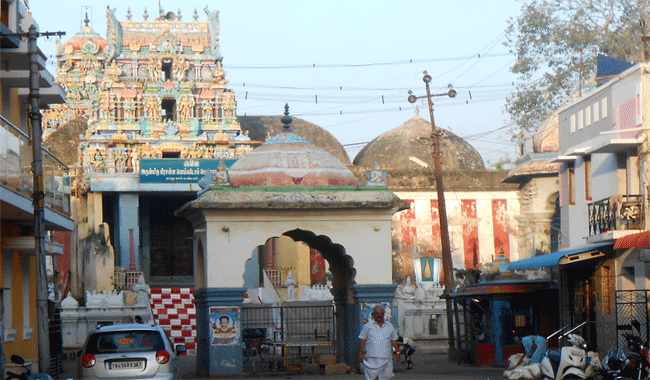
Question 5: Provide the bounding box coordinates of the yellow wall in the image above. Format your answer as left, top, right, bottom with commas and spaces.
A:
273, 237, 311, 299
3, 252, 38, 362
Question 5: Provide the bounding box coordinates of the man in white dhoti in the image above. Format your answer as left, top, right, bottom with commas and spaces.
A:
359, 306, 399, 380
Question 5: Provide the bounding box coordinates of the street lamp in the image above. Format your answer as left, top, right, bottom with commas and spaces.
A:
407, 71, 457, 359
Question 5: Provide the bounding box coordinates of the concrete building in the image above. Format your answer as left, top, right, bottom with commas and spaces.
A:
503, 55, 650, 354
0, 0, 72, 375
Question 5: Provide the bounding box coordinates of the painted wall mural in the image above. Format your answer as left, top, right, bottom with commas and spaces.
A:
391, 192, 519, 286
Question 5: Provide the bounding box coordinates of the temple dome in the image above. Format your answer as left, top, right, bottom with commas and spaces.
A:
353, 109, 485, 171
533, 112, 559, 153
229, 121, 360, 187
238, 115, 350, 165
61, 25, 107, 54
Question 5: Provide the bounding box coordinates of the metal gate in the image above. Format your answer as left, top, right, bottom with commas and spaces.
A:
615, 290, 648, 348
241, 302, 336, 372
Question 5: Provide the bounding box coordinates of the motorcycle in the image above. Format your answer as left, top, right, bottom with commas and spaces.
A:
4, 355, 52, 380
597, 320, 649, 380
540, 333, 592, 380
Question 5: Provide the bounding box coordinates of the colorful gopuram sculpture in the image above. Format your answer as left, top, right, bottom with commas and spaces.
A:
45, 6, 256, 173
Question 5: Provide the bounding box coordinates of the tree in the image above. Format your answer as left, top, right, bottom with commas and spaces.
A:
504, 0, 650, 134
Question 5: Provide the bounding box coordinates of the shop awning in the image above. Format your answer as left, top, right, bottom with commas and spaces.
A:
450, 280, 558, 297
614, 231, 650, 250
505, 242, 613, 271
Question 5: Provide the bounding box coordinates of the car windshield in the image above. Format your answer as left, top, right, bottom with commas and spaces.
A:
86, 330, 165, 354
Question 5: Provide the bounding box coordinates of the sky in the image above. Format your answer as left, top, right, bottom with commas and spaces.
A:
28, 0, 525, 168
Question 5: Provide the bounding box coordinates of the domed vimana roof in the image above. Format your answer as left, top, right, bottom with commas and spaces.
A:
533, 112, 559, 153
504, 112, 560, 182
229, 111, 360, 187
238, 115, 350, 165
61, 24, 107, 55
353, 109, 485, 171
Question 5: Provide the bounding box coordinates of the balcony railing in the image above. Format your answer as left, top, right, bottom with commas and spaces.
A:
114, 270, 144, 291
0, 115, 70, 217
588, 195, 644, 235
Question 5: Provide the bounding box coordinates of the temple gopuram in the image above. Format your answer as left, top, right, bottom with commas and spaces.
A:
44, 5, 256, 174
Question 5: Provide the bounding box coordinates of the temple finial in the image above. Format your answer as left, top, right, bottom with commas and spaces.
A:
281, 104, 292, 130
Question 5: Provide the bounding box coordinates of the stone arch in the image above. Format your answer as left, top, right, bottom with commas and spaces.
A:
546, 192, 559, 210
241, 229, 356, 300
282, 229, 356, 297
239, 228, 360, 365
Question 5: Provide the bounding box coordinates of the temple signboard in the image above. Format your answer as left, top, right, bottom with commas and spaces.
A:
139, 158, 236, 183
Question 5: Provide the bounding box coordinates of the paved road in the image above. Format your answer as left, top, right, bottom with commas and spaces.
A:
178, 352, 504, 380
61, 350, 503, 379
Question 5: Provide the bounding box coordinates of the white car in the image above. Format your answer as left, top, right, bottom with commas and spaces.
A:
78, 323, 187, 379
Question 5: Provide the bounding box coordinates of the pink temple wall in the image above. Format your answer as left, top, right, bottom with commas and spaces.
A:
400, 199, 417, 252
491, 199, 510, 258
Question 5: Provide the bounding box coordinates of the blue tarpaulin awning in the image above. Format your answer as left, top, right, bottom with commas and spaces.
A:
505, 242, 613, 271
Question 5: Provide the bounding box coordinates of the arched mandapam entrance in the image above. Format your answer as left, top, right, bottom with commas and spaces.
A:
241, 229, 358, 366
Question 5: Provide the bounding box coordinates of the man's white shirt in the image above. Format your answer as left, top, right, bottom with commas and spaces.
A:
359, 319, 398, 358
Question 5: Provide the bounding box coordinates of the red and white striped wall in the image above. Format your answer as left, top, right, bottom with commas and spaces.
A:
149, 288, 196, 354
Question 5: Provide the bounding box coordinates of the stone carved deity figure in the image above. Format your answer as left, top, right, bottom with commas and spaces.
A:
145, 95, 161, 121
367, 161, 387, 186
187, 144, 201, 158
202, 100, 214, 122
106, 148, 115, 173
174, 55, 190, 82
60, 58, 74, 74
140, 143, 153, 158
130, 149, 140, 172
123, 98, 135, 121
178, 95, 195, 121
212, 60, 225, 83
214, 158, 230, 186
147, 56, 160, 82
114, 148, 128, 173
395, 276, 416, 300
202, 146, 213, 159
285, 270, 297, 302
106, 60, 123, 81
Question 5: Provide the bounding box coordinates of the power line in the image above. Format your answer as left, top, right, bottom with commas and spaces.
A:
224, 52, 513, 70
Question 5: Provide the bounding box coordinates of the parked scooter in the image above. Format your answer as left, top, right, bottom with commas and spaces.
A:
4, 355, 52, 380
540, 332, 592, 380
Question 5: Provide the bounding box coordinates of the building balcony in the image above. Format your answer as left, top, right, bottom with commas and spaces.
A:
0, 115, 71, 223
587, 195, 645, 243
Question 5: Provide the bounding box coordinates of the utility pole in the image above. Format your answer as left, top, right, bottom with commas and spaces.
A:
408, 71, 457, 360
8, 24, 65, 374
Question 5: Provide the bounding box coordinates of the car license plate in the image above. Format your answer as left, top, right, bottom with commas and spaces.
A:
111, 361, 143, 369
